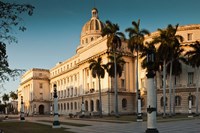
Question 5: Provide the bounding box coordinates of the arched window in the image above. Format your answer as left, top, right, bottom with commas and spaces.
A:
175, 96, 181, 106
90, 100, 94, 112
122, 98, 127, 109
160, 97, 168, 107
96, 99, 100, 111
91, 37, 94, 41
188, 95, 196, 106
86, 38, 88, 43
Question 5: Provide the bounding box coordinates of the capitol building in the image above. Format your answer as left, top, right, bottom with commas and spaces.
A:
17, 8, 200, 116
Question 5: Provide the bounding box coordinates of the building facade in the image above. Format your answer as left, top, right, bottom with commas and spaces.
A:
18, 8, 200, 116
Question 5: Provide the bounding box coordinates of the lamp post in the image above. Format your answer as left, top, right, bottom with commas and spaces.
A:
188, 93, 193, 118
137, 89, 143, 121
20, 96, 25, 120
146, 51, 159, 133
52, 84, 60, 128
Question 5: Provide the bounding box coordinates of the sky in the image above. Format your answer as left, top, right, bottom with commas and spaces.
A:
1, 0, 200, 98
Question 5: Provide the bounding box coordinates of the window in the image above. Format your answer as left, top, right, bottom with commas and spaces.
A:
39, 83, 43, 88
71, 76, 73, 82
71, 102, 73, 110
82, 40, 84, 44
122, 98, 127, 109
91, 37, 94, 41
90, 100, 94, 112
121, 79, 125, 88
71, 88, 73, 97
67, 89, 70, 97
92, 82, 95, 89
74, 87, 77, 96
85, 101, 88, 111
188, 72, 194, 85
187, 33, 193, 41
75, 102, 77, 110
96, 100, 100, 111
86, 38, 88, 43
75, 75, 77, 81
61, 103, 63, 110
64, 103, 66, 110
188, 95, 196, 106
67, 103, 69, 110
175, 96, 181, 106
160, 97, 168, 107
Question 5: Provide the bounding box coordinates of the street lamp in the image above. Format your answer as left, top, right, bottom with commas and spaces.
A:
137, 89, 143, 121
146, 51, 159, 133
188, 93, 193, 118
52, 84, 60, 128
20, 96, 25, 120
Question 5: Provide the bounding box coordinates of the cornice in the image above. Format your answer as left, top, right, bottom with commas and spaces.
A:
20, 77, 49, 86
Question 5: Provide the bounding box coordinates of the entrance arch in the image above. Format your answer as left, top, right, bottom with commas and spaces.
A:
39, 105, 44, 114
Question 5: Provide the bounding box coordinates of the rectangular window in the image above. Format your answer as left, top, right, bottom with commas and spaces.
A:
188, 72, 194, 85
39, 83, 43, 88
121, 79, 125, 88
187, 33, 192, 41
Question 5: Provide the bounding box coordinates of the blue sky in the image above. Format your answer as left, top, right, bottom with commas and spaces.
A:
2, 0, 200, 97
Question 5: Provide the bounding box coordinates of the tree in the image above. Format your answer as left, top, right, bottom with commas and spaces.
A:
2, 93, 9, 105
89, 57, 107, 117
125, 19, 150, 115
0, 1, 34, 84
2, 93, 9, 115
102, 20, 125, 117
153, 24, 183, 117
185, 41, 200, 115
10, 91, 18, 101
106, 54, 125, 78
166, 41, 184, 115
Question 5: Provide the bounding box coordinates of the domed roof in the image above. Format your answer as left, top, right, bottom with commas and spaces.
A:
77, 8, 104, 53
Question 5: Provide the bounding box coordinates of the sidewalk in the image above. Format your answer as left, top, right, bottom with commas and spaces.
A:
5, 115, 200, 133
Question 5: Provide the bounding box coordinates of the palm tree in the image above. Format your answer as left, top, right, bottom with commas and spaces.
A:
102, 20, 125, 117
89, 57, 107, 117
10, 91, 18, 101
106, 54, 125, 78
125, 19, 150, 115
153, 24, 183, 117
2, 93, 9, 114
185, 41, 200, 115
166, 41, 184, 115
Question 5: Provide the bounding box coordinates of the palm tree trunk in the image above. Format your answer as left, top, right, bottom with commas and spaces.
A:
114, 52, 119, 117
172, 75, 176, 115
136, 51, 139, 114
169, 61, 173, 116
163, 60, 166, 118
196, 67, 200, 115
98, 77, 102, 117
